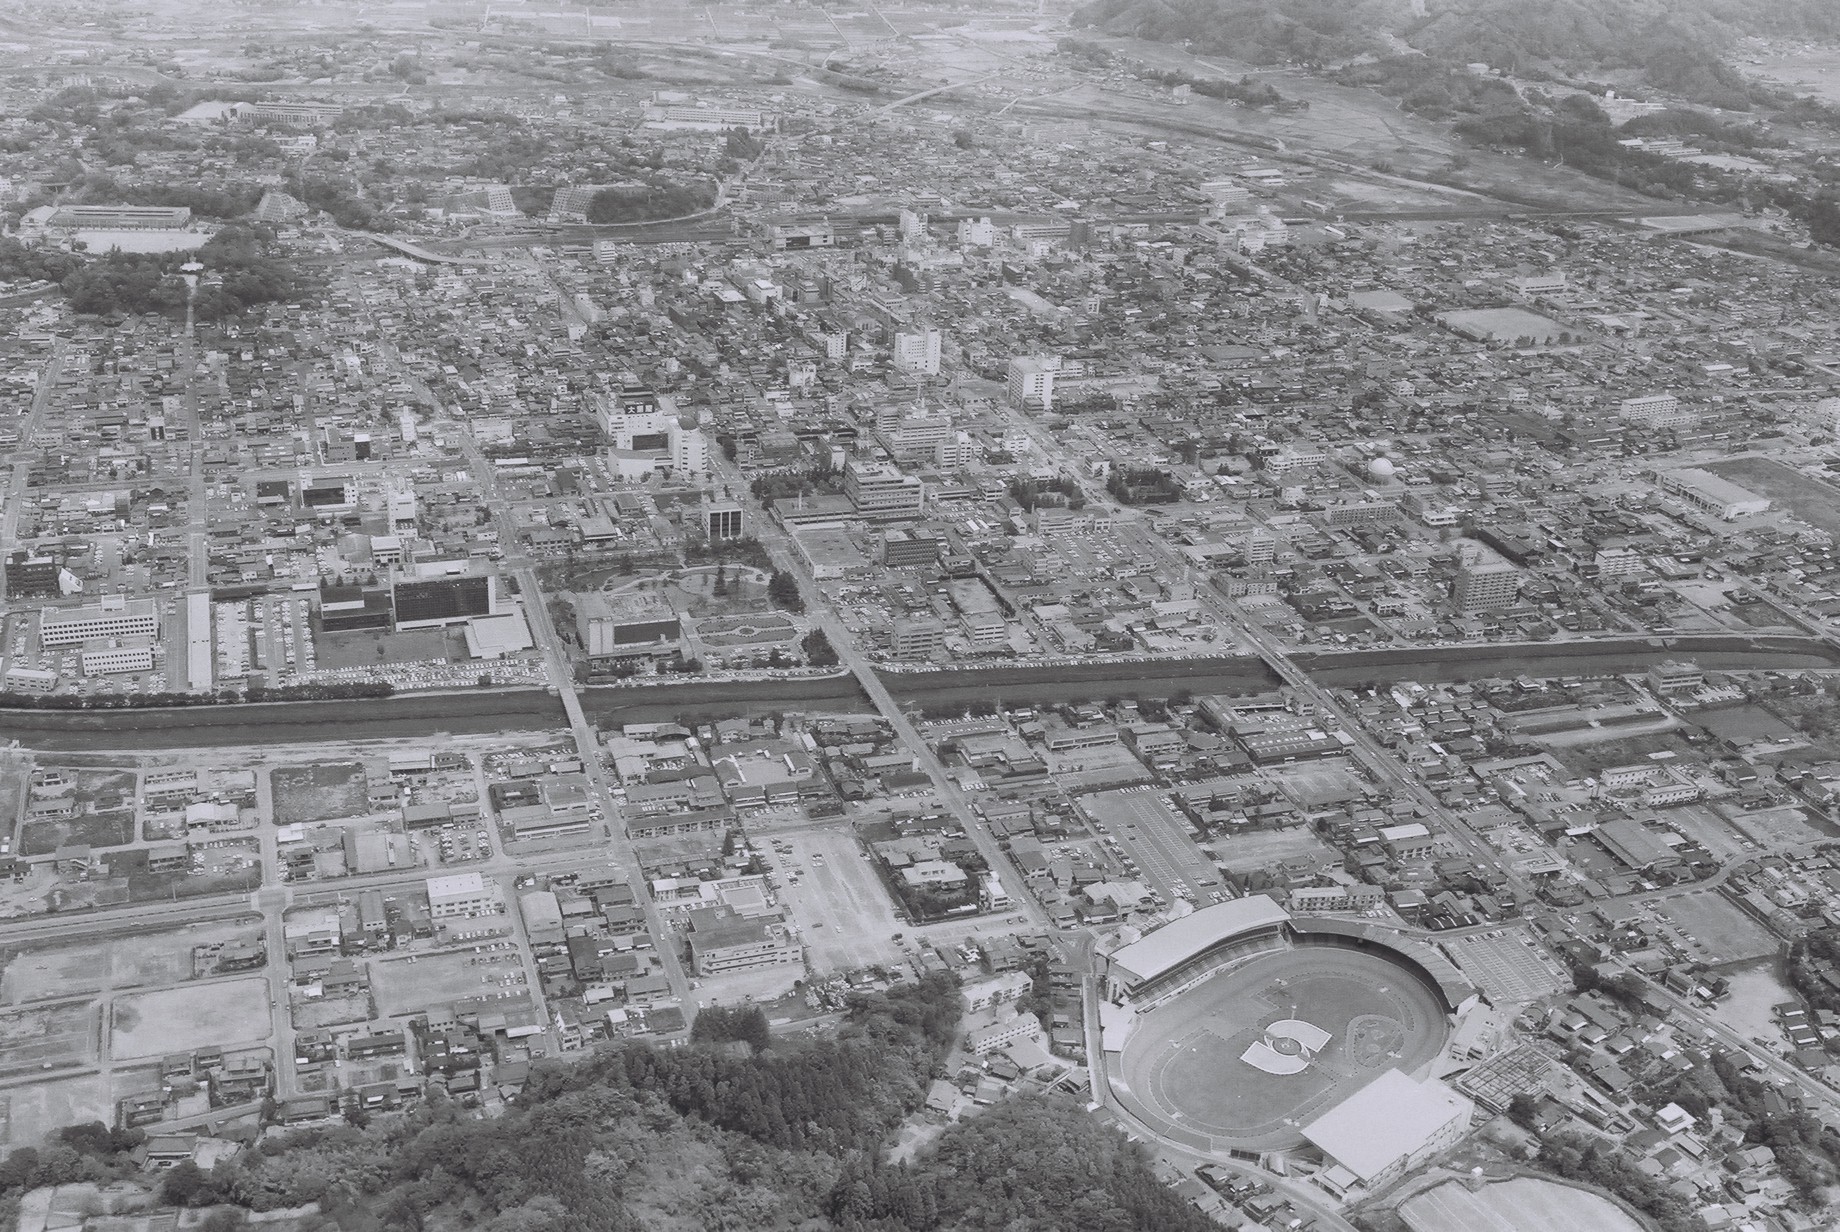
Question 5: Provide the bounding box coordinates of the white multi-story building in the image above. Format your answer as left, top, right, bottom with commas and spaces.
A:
1007, 356, 1059, 410
641, 95, 775, 131
1619, 393, 1693, 430
843, 459, 924, 521
426, 872, 495, 918
81, 645, 155, 676
1509, 272, 1567, 296
41, 596, 160, 648
672, 426, 711, 479
892, 329, 941, 375
1594, 547, 1645, 580
232, 100, 344, 127
877, 412, 952, 463
1303, 1070, 1473, 1191
958, 217, 996, 247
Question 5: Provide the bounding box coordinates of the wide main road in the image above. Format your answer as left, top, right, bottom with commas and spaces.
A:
709, 453, 1048, 932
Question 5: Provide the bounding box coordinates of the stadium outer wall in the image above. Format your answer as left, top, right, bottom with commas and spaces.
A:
1107, 913, 1479, 1019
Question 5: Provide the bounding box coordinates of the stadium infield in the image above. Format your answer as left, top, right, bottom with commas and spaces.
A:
1113, 945, 1448, 1152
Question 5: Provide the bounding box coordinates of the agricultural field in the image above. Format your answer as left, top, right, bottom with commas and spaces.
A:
0, 1000, 98, 1074
290, 990, 373, 1031
0, 1072, 127, 1149
20, 810, 136, 857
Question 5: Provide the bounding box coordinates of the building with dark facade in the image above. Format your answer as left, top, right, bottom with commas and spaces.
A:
392, 575, 496, 629
4, 552, 61, 599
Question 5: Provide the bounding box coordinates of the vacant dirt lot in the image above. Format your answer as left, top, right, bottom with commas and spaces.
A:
272, 763, 369, 825
372, 950, 511, 1018
0, 917, 264, 1006
773, 827, 905, 974
111, 978, 271, 1061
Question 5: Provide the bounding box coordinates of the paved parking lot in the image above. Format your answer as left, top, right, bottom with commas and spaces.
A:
1441, 927, 1568, 1005
1651, 890, 1780, 965
766, 827, 906, 974
1079, 788, 1222, 903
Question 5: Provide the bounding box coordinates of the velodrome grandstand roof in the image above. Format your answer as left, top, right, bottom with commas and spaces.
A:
1107, 897, 1291, 987
1302, 1068, 1472, 1183
1288, 916, 1477, 1012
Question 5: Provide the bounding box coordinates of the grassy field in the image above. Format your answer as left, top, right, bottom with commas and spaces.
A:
20, 809, 136, 856
1401, 1176, 1642, 1232
0, 1072, 122, 1149
1701, 457, 1840, 537
0, 917, 265, 1006
271, 762, 369, 824
110, 978, 270, 1060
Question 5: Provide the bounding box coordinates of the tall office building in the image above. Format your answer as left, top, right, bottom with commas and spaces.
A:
843, 459, 925, 522
1454, 558, 1520, 612
892, 329, 941, 376
703, 501, 744, 541
672, 426, 711, 479
1007, 356, 1059, 411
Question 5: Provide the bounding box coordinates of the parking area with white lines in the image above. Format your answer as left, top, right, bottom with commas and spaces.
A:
1441, 927, 1568, 1005
1079, 787, 1224, 905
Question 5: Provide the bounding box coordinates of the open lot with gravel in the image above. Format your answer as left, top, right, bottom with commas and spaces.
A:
111, 978, 271, 1061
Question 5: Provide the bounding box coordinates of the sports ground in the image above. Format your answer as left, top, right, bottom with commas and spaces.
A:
1113, 945, 1448, 1151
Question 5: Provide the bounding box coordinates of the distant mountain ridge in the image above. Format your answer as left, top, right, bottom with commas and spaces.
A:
1072, 0, 1840, 105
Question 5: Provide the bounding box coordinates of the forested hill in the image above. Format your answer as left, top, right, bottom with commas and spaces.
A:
1071, 0, 1840, 107
109, 974, 1213, 1232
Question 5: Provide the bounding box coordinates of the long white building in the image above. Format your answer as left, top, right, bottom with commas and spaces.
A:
41, 596, 160, 648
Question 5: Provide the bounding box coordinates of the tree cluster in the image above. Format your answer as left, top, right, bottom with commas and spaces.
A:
1786, 927, 1840, 1016
800, 629, 840, 667
768, 569, 805, 614
1106, 465, 1182, 505
1007, 474, 1086, 512
56, 224, 303, 323
750, 465, 846, 508
584, 181, 717, 225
